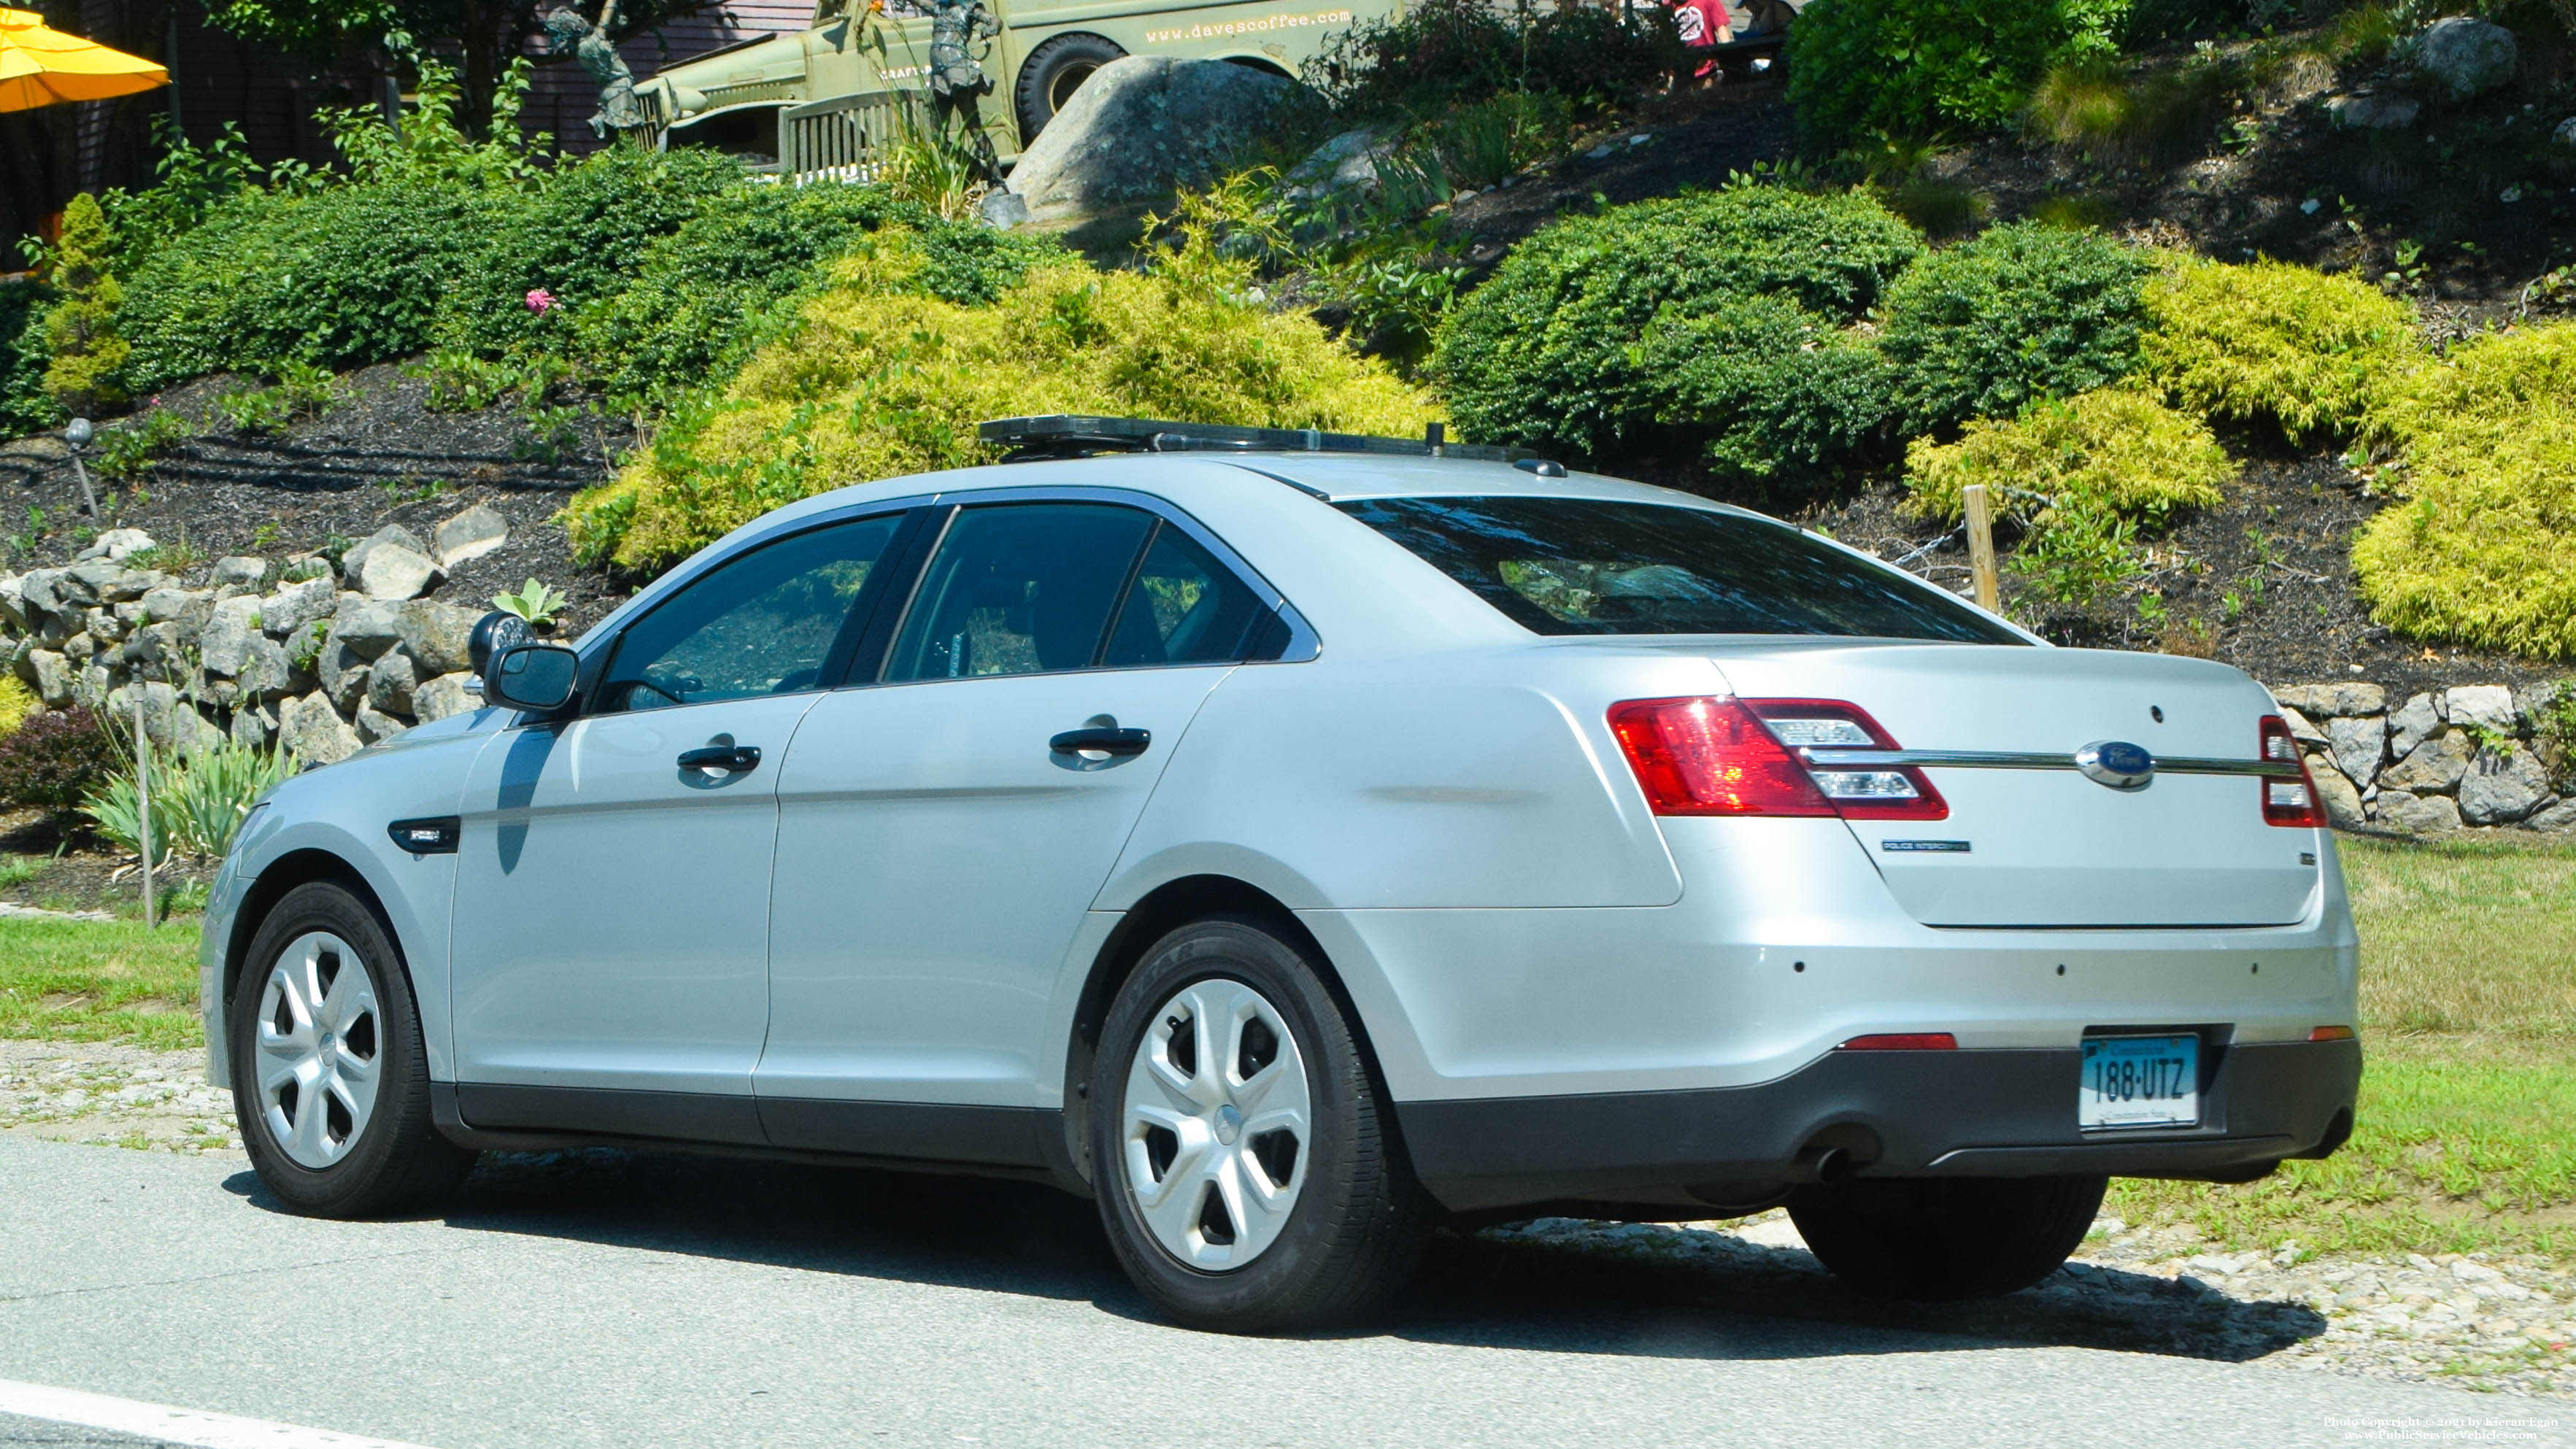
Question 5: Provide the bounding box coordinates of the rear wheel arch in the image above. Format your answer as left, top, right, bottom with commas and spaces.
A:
1062, 875, 1398, 1189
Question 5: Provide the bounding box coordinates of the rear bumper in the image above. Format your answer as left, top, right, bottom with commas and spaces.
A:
1397, 1037, 2361, 1213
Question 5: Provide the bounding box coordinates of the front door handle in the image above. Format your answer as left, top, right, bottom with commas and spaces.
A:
1049, 726, 1152, 758
677, 745, 763, 775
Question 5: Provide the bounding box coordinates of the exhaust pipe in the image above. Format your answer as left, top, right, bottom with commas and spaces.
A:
1785, 1143, 1851, 1185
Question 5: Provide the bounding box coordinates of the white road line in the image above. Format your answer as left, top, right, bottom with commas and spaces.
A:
0, 1380, 444, 1449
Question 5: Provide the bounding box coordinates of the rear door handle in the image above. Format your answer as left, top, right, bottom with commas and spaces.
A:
1049, 727, 1152, 758
677, 745, 763, 775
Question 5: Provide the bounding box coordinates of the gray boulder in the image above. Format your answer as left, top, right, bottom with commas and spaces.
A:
397, 602, 484, 679
412, 673, 479, 724
366, 651, 419, 717
2277, 705, 2328, 746
238, 635, 295, 703
2460, 746, 2552, 824
433, 504, 510, 568
199, 595, 263, 679
1284, 125, 1397, 200
354, 703, 409, 746
2326, 714, 2386, 792
2558, 116, 2576, 150
2388, 692, 2442, 757
2373, 789, 2461, 835
278, 691, 362, 765
359, 544, 443, 602
213, 556, 268, 589
2329, 91, 2420, 129
2527, 797, 2576, 832
2411, 15, 2517, 101
25, 649, 72, 707
2272, 681, 2386, 719
104, 681, 220, 751
2307, 754, 2368, 832
74, 528, 155, 563
1000, 56, 1295, 224
2380, 730, 2474, 794
2442, 684, 2516, 735
229, 701, 276, 750
340, 524, 429, 580
328, 600, 408, 661
261, 576, 337, 640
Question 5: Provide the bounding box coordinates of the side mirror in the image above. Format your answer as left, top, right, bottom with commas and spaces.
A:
468, 610, 531, 679
483, 642, 579, 713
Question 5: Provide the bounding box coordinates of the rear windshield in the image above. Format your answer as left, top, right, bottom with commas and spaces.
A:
1334, 496, 2023, 644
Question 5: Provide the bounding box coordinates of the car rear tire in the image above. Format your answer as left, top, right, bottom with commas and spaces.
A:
1014, 33, 1125, 144
1089, 914, 1430, 1332
1787, 1174, 2107, 1300
231, 882, 477, 1218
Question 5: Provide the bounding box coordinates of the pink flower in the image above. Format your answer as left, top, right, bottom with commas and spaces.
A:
525, 288, 556, 314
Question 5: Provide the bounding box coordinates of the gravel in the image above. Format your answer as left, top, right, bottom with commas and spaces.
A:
0, 1041, 241, 1158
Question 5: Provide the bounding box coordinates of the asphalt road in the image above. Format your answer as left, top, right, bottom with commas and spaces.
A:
1, 1136, 2566, 1449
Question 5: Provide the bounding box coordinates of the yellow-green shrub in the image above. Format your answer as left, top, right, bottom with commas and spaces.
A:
2351, 323, 2576, 660
568, 231, 1439, 573
1902, 385, 2232, 525
2140, 258, 2419, 443
0, 677, 33, 738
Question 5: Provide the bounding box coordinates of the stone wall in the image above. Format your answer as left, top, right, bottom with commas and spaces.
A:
2272, 681, 2575, 835
0, 510, 510, 766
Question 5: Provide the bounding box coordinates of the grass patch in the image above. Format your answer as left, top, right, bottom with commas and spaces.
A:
2110, 833, 2576, 1260
0, 916, 201, 1051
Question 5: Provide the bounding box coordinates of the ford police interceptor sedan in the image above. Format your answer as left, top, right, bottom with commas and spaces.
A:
201, 417, 2361, 1332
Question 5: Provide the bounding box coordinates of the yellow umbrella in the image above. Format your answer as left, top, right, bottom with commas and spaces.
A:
0, 7, 167, 112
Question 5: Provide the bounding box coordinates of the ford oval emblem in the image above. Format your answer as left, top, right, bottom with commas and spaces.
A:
2075, 741, 2156, 792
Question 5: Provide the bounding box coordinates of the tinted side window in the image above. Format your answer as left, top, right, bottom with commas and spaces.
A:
883, 503, 1156, 682
1101, 525, 1276, 668
1334, 496, 2023, 644
597, 514, 903, 714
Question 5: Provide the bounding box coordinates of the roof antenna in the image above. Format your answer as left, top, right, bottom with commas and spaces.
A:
1303, 428, 1322, 451
1426, 422, 1445, 457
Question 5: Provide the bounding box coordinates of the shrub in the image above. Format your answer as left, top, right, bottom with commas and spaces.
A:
84, 738, 296, 860
1879, 220, 2156, 435
2351, 323, 2576, 659
0, 708, 120, 811
1632, 295, 1897, 484
0, 678, 33, 738
2140, 258, 2421, 444
1307, 0, 1686, 120
568, 232, 1440, 572
1784, 0, 2127, 149
0, 280, 55, 435
1430, 185, 1921, 460
2027, 51, 2243, 168
40, 194, 129, 416
1904, 385, 2233, 525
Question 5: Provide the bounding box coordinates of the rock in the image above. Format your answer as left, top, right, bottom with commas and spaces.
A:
2380, 730, 2474, 795
2513, 680, 2569, 724
978, 190, 1030, 229
1001, 56, 1294, 224
2374, 789, 2462, 835
0, 576, 25, 633
2443, 684, 2517, 735
432, 504, 509, 568
118, 620, 189, 673
1284, 125, 1397, 198
228, 701, 276, 750
236, 635, 294, 703
212, 556, 268, 588
2461, 746, 2552, 824
260, 576, 336, 640
366, 650, 418, 717
60, 632, 93, 665
2326, 715, 2386, 792
138, 587, 209, 630
2389, 692, 2441, 757
104, 681, 218, 751
358, 544, 442, 602
319, 642, 372, 715
2307, 756, 2368, 831
25, 649, 72, 707
2526, 797, 2576, 832
73, 528, 154, 563
2329, 91, 2420, 129
82, 606, 126, 645
2273, 682, 2387, 719
353, 703, 408, 746
198, 595, 263, 678
339, 524, 429, 581
411, 672, 479, 724
277, 692, 362, 765
2411, 16, 2517, 101
2278, 705, 2328, 746
67, 560, 150, 603
396, 602, 483, 679
327, 600, 407, 660
2558, 115, 2576, 150
31, 565, 93, 611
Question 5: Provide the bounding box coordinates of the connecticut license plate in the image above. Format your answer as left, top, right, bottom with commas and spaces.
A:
2078, 1033, 2201, 1131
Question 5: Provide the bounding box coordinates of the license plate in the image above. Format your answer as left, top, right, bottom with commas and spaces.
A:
2079, 1033, 2201, 1131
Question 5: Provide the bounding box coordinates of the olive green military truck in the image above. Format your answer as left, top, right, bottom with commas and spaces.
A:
631, 0, 1387, 179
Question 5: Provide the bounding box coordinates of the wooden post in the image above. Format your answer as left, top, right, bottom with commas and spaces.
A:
1962, 483, 2000, 614
133, 691, 155, 930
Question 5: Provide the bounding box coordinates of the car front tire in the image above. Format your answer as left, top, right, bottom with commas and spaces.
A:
231, 881, 477, 1218
1786, 1174, 2108, 1300
1089, 914, 1430, 1332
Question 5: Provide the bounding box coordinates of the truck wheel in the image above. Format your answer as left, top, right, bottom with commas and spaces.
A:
1015, 33, 1125, 143
1089, 914, 1430, 1332
1786, 1175, 2108, 1299
231, 882, 477, 1218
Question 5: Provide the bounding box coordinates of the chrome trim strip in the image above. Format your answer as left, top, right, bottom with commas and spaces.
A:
1802, 749, 2285, 777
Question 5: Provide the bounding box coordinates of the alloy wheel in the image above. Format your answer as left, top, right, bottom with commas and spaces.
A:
1122, 977, 1312, 1271
252, 931, 382, 1170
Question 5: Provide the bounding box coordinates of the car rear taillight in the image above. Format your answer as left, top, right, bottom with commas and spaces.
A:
1837, 1032, 1959, 1051
1606, 697, 1948, 821
2259, 715, 2324, 827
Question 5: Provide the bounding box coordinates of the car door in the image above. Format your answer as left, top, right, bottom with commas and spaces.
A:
758, 497, 1295, 1161
447, 511, 915, 1140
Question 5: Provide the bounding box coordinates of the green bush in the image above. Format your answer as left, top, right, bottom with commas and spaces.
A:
1306, 0, 1686, 121
574, 183, 1057, 411
569, 231, 1441, 573
1430, 185, 1921, 462
2140, 258, 2421, 444
1879, 220, 2156, 435
0, 281, 56, 435
2027, 51, 2243, 168
1632, 295, 1897, 484
1904, 385, 2233, 525
2351, 323, 2576, 659
0, 708, 120, 811
41, 195, 129, 416
1784, 0, 2127, 148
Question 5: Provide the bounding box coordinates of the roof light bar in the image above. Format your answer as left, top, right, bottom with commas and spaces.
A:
979, 414, 1554, 467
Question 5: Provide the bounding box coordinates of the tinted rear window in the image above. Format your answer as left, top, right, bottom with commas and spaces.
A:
1335, 496, 2022, 644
